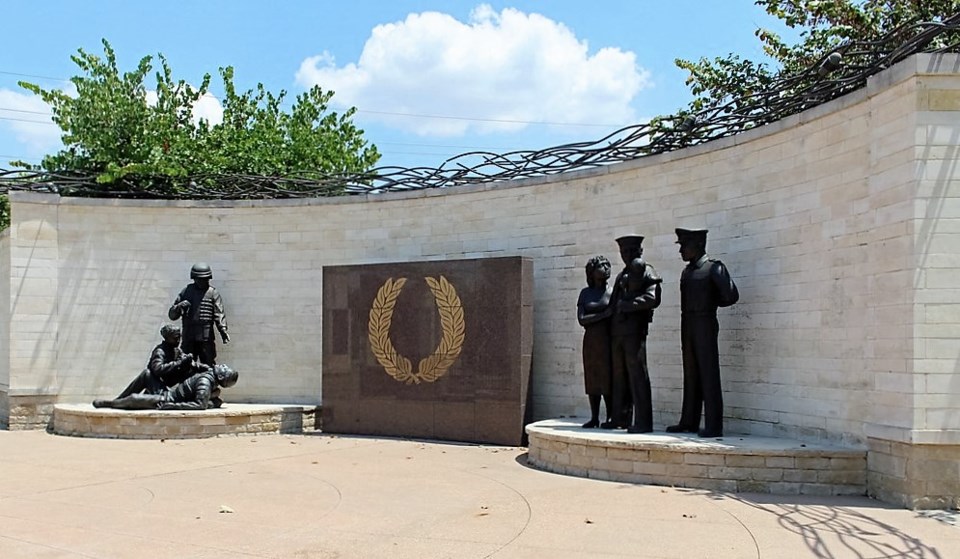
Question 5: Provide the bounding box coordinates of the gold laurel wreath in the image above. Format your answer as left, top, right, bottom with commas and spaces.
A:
368, 276, 465, 384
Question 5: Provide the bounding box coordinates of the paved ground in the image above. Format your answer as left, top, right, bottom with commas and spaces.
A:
1, 430, 958, 559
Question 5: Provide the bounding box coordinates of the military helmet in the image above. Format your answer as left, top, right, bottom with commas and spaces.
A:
214, 364, 239, 387
190, 262, 213, 280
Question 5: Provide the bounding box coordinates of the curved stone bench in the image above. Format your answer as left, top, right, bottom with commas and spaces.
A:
52, 403, 317, 439
526, 419, 866, 496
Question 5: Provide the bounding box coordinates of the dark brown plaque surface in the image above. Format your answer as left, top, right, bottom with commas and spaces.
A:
322, 257, 533, 445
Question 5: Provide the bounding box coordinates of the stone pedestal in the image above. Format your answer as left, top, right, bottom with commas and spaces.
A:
52, 403, 317, 439
527, 419, 867, 496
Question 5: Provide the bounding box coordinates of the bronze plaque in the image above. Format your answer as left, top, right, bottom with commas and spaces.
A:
322, 257, 533, 445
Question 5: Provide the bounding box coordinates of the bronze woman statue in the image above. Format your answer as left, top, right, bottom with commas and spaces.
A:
577, 255, 614, 428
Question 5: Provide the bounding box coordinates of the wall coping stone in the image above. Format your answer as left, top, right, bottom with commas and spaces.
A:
866, 424, 960, 445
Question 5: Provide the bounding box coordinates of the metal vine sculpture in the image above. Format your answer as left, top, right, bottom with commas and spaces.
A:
2, 13, 959, 198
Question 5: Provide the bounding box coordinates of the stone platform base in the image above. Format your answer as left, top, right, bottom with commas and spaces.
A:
526, 419, 866, 496
52, 403, 317, 439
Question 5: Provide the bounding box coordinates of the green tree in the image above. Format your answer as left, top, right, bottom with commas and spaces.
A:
0, 195, 8, 230
15, 39, 379, 193
676, 0, 960, 113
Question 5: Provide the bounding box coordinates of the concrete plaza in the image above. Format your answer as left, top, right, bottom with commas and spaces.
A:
1, 430, 958, 558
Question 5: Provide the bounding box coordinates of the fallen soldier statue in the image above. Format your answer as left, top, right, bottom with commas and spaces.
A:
93, 364, 239, 411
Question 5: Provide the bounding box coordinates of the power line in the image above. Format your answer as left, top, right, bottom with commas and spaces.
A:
0, 101, 624, 129
0, 107, 51, 116
356, 108, 620, 128
1, 69, 623, 128
0, 106, 612, 130
0, 68, 611, 159
0, 111, 524, 152
0, 115, 520, 151
0, 101, 578, 151
383, 150, 463, 157
377, 141, 521, 151
0, 115, 55, 125
0, 154, 39, 162
0, 70, 71, 83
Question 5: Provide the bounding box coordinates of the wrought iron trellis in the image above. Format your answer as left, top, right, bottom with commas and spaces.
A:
2, 13, 960, 199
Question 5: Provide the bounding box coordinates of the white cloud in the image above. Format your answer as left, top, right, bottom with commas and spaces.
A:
145, 90, 224, 127
192, 93, 224, 127
0, 89, 61, 156
295, 4, 650, 136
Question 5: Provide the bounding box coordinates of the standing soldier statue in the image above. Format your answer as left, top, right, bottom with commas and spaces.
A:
169, 263, 230, 366
666, 229, 739, 438
113, 324, 200, 399
609, 235, 662, 433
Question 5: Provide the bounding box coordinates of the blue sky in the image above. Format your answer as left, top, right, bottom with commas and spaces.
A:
0, 1, 795, 171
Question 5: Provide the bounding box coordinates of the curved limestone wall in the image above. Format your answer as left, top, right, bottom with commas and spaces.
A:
2, 55, 958, 455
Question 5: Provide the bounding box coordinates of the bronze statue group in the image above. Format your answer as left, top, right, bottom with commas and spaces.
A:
94, 240, 736, 424
577, 229, 739, 438
93, 263, 237, 411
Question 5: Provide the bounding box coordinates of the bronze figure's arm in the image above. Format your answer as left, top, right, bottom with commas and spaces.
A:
711, 261, 739, 307
168, 291, 190, 320
617, 261, 662, 313
212, 291, 230, 343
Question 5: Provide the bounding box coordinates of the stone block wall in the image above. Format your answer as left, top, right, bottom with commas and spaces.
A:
0, 53, 958, 508
1, 197, 59, 429
0, 229, 8, 427
912, 70, 960, 437
868, 438, 960, 509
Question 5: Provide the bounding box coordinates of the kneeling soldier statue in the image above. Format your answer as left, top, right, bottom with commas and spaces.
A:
113, 324, 199, 399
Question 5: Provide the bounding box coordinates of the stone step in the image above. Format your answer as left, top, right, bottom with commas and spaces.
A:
526, 418, 866, 496
52, 403, 317, 439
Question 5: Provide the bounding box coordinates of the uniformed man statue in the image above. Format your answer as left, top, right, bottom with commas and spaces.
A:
609, 235, 662, 433
168, 263, 230, 366
666, 228, 739, 438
